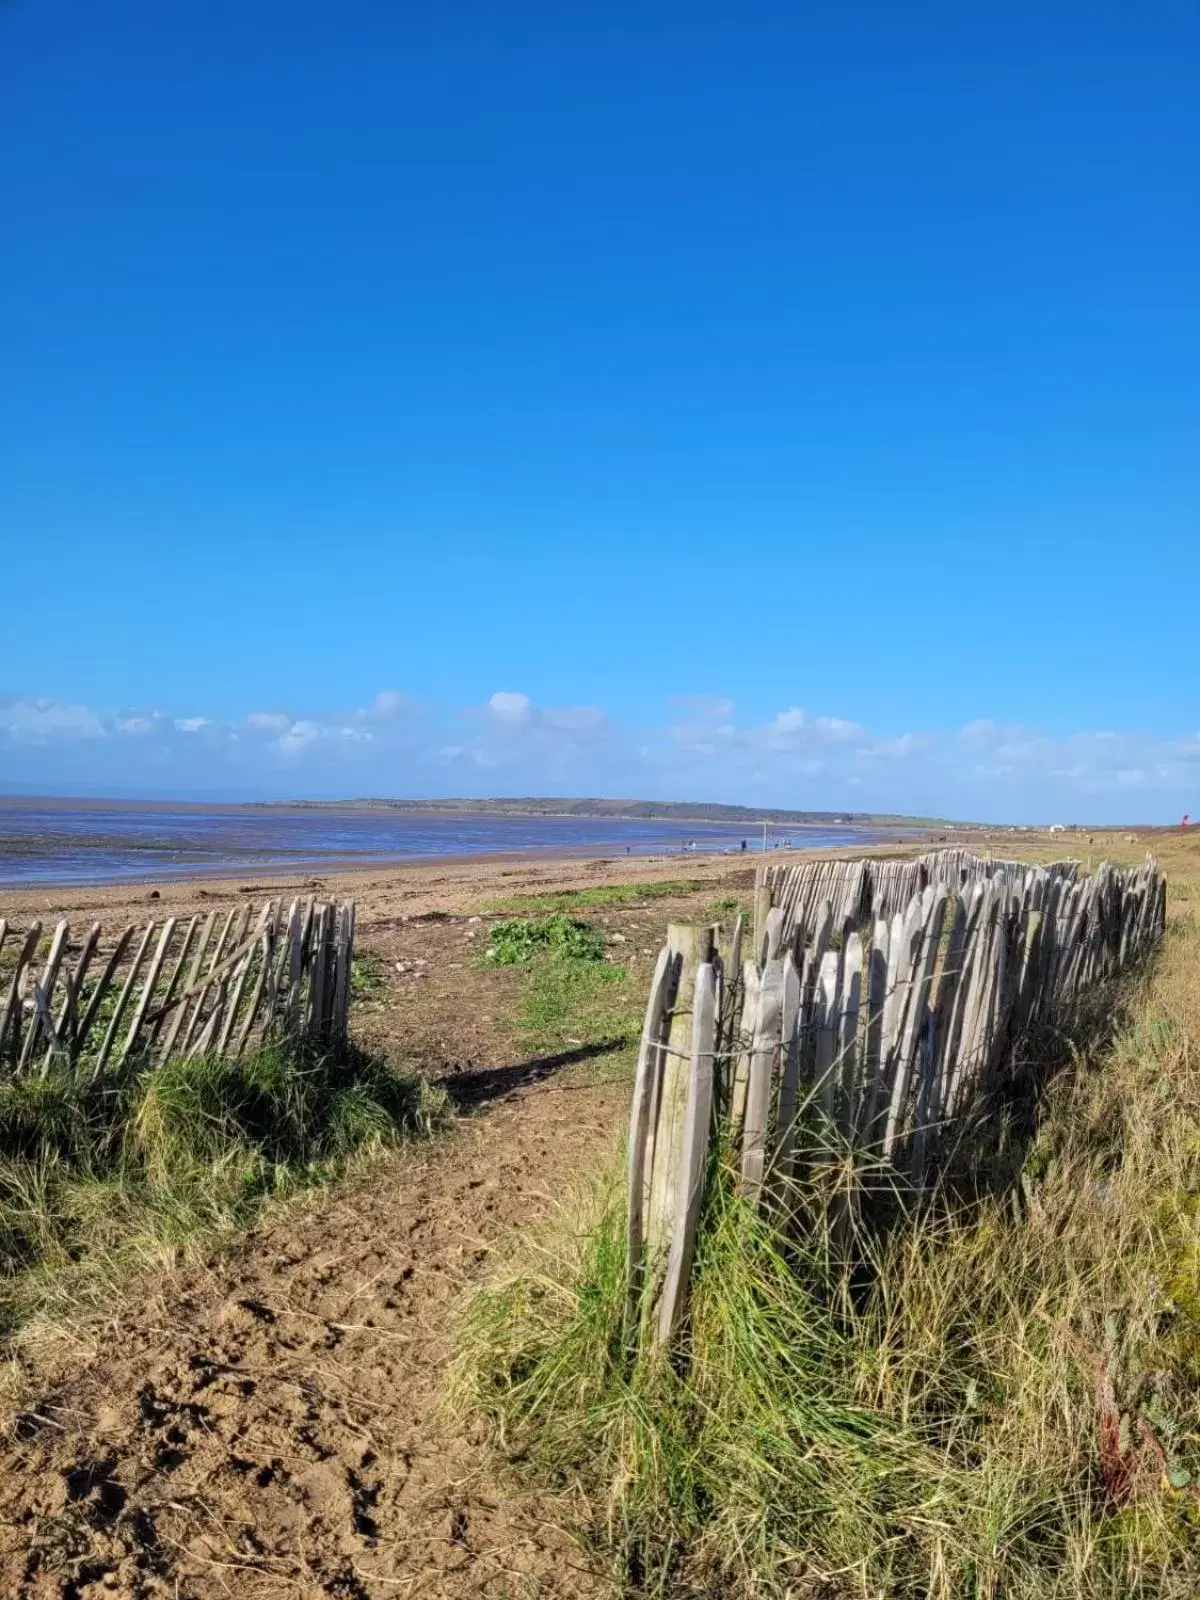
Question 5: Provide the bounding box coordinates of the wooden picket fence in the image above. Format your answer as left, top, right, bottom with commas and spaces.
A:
627, 849, 1165, 1349
754, 848, 1081, 950
0, 896, 356, 1080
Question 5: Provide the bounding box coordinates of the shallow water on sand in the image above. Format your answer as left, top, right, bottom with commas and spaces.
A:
0, 802, 886, 887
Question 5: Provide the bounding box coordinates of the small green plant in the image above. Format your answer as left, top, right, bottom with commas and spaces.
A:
484, 914, 606, 965
351, 949, 388, 997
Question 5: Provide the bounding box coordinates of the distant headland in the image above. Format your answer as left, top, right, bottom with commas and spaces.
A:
253, 796, 946, 827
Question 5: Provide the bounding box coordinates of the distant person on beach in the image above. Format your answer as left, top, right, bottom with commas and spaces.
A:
740, 839, 747, 851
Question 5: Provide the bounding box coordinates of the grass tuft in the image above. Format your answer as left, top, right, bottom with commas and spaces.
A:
0, 1041, 443, 1339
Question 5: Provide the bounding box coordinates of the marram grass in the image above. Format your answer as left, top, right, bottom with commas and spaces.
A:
457, 924, 1200, 1598
0, 1040, 443, 1341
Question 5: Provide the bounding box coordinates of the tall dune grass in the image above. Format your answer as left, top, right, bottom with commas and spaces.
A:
457, 911, 1200, 1598
0, 1041, 442, 1341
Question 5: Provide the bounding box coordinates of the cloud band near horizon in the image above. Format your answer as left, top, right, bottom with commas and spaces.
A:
1, 688, 1197, 824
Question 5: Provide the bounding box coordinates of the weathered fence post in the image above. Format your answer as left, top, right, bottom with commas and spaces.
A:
740, 957, 783, 1205
625, 944, 673, 1310
656, 960, 717, 1345
634, 922, 716, 1343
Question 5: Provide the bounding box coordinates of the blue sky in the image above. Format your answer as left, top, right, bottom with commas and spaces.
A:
2, 2, 1198, 821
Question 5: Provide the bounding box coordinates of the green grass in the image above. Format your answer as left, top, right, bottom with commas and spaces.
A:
350, 948, 389, 996
458, 1167, 949, 1597
709, 895, 751, 930
515, 954, 635, 1059
486, 880, 699, 914
457, 927, 1200, 1598
483, 913, 643, 1068
0, 1040, 443, 1339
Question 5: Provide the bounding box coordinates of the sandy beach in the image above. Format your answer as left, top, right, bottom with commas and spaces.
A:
0, 836, 943, 930
6, 816, 1138, 934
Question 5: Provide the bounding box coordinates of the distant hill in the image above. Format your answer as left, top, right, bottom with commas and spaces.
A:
258, 796, 942, 827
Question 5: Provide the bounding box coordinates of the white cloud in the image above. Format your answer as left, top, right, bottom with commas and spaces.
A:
0, 696, 108, 742
813, 716, 861, 742
247, 711, 292, 733
542, 705, 607, 732
870, 733, 930, 759
277, 720, 321, 753
671, 694, 735, 721
488, 691, 532, 724
174, 717, 210, 733
761, 707, 866, 751
117, 715, 156, 736
370, 689, 408, 718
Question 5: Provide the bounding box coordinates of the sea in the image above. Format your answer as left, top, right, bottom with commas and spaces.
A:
0, 801, 889, 888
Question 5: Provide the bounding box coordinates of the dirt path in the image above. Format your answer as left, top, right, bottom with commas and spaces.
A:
0, 1061, 623, 1598
0, 856, 759, 1597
